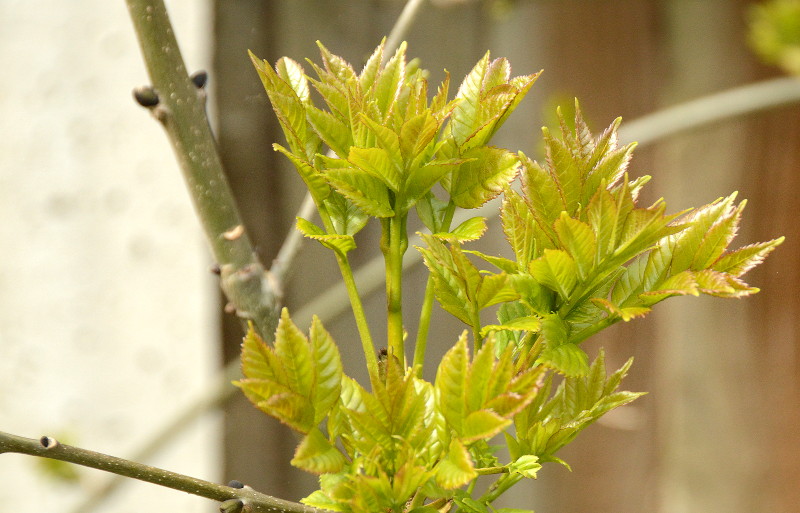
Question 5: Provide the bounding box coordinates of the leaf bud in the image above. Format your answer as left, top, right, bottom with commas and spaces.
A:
191, 70, 208, 89
40, 436, 59, 449
132, 86, 159, 107
219, 498, 244, 513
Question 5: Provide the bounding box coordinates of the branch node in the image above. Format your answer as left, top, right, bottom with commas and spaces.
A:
40, 436, 59, 449
210, 263, 222, 275
133, 85, 160, 107
224, 302, 237, 314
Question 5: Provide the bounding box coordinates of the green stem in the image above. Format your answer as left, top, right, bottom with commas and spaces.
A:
317, 204, 379, 387
471, 310, 484, 351
0, 431, 317, 513
383, 215, 408, 361
408, 489, 427, 511
412, 276, 436, 375
480, 472, 523, 504
570, 315, 620, 345
336, 251, 380, 388
413, 201, 456, 375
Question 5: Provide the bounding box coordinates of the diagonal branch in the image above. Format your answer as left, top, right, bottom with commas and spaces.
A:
0, 431, 319, 513
126, 0, 280, 338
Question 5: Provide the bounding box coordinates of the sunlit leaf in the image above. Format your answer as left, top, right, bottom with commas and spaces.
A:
711, 237, 784, 277
437, 217, 487, 242
449, 146, 519, 209
508, 454, 541, 479
554, 212, 596, 280
435, 333, 469, 433
273, 144, 330, 203
461, 409, 511, 442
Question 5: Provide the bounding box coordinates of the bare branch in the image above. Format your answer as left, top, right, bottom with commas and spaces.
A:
0, 431, 320, 513
125, 0, 279, 338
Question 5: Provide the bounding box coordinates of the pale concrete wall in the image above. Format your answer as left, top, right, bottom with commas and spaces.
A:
0, 1, 221, 512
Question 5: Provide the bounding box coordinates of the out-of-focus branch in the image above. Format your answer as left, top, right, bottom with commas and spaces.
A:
0, 431, 318, 513
618, 76, 800, 145
126, 0, 279, 338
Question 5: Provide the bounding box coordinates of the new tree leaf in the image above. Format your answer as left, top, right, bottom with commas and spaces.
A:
274, 308, 315, 400
435, 439, 477, 489
348, 146, 401, 192
436, 333, 469, 433
291, 428, 346, 474
536, 343, 589, 377
273, 144, 330, 204
441, 216, 487, 242
519, 151, 563, 245
502, 189, 544, 270
324, 168, 394, 217
508, 455, 541, 479
554, 212, 596, 280
711, 237, 784, 276
448, 146, 519, 209
529, 249, 578, 298
296, 217, 357, 256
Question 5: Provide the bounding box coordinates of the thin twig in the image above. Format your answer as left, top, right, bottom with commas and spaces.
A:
65, 363, 239, 513
0, 431, 319, 513
126, 0, 279, 338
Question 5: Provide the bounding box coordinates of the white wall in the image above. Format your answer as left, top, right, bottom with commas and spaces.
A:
0, 1, 221, 512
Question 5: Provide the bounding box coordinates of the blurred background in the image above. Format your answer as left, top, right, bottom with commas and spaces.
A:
1, 1, 798, 512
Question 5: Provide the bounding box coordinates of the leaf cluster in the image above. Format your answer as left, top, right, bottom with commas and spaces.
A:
250, 40, 538, 251
424, 106, 783, 377
240, 41, 783, 513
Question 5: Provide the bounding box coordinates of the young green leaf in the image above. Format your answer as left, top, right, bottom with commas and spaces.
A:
296, 217, 357, 256
528, 249, 578, 299
236, 310, 343, 434
447, 146, 520, 209
435, 439, 478, 489
291, 428, 346, 474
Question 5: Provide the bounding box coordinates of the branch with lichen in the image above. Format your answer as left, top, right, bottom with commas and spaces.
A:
0, 431, 320, 513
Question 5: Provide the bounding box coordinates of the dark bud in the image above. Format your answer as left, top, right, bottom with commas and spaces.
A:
227, 480, 245, 489
219, 498, 244, 513
191, 70, 208, 89
133, 86, 159, 107
209, 263, 221, 275
40, 436, 59, 449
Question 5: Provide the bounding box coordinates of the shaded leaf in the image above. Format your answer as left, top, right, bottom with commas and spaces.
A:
529, 249, 578, 298
435, 439, 477, 489
296, 217, 356, 255
291, 428, 346, 474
